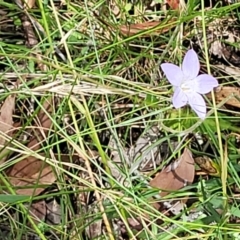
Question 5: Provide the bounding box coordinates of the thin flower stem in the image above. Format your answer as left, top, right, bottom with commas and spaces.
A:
177, 20, 184, 158
200, 0, 226, 206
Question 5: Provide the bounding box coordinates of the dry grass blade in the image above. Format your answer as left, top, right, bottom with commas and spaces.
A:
7, 97, 56, 196
119, 20, 177, 37
0, 93, 16, 164
34, 83, 147, 97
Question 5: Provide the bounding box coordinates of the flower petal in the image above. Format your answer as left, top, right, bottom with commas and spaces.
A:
182, 49, 200, 80
172, 87, 188, 108
161, 63, 184, 87
188, 93, 206, 119
193, 74, 219, 94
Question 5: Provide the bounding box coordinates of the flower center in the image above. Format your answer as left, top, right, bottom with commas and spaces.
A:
180, 79, 193, 93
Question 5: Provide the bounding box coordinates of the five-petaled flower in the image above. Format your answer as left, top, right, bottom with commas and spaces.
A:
161, 49, 218, 119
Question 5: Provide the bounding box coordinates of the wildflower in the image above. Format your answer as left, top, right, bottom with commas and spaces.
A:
161, 49, 218, 119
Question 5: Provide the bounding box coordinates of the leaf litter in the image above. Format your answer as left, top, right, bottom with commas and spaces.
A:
150, 148, 195, 215
6, 97, 56, 196
0, 92, 16, 164
0, 96, 70, 235
2, 0, 240, 239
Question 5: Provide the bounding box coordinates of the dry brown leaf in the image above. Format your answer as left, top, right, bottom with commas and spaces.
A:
150, 148, 195, 197
28, 200, 46, 223
0, 94, 16, 164
207, 86, 240, 108
9, 153, 79, 179
27, 97, 53, 151
8, 154, 76, 195
131, 149, 195, 227
9, 155, 48, 179
119, 20, 177, 37
25, 0, 35, 8
127, 218, 143, 231
7, 97, 56, 196
9, 97, 53, 175
9, 162, 55, 196
167, 0, 180, 9
149, 148, 195, 214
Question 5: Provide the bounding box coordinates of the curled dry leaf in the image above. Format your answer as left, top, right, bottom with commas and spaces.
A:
7, 97, 56, 196
207, 86, 240, 108
108, 137, 129, 184
129, 126, 161, 172
195, 156, 220, 176
150, 148, 195, 213
150, 148, 195, 196
0, 93, 16, 164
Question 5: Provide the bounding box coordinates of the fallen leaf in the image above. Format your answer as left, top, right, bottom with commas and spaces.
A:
195, 156, 220, 176
24, 0, 35, 9
27, 97, 53, 152
93, 10, 177, 38
28, 200, 46, 223
167, 0, 180, 10
129, 126, 161, 172
46, 198, 61, 224
127, 218, 143, 231
108, 137, 129, 183
209, 40, 223, 58
9, 161, 56, 196
150, 148, 195, 197
0, 93, 16, 164
7, 97, 56, 196
149, 148, 195, 214
7, 154, 76, 196
207, 86, 240, 108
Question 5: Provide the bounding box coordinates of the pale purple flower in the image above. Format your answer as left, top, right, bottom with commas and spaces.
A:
161, 49, 218, 119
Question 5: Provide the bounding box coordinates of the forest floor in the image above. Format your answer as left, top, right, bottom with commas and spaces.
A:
1, 0, 240, 239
